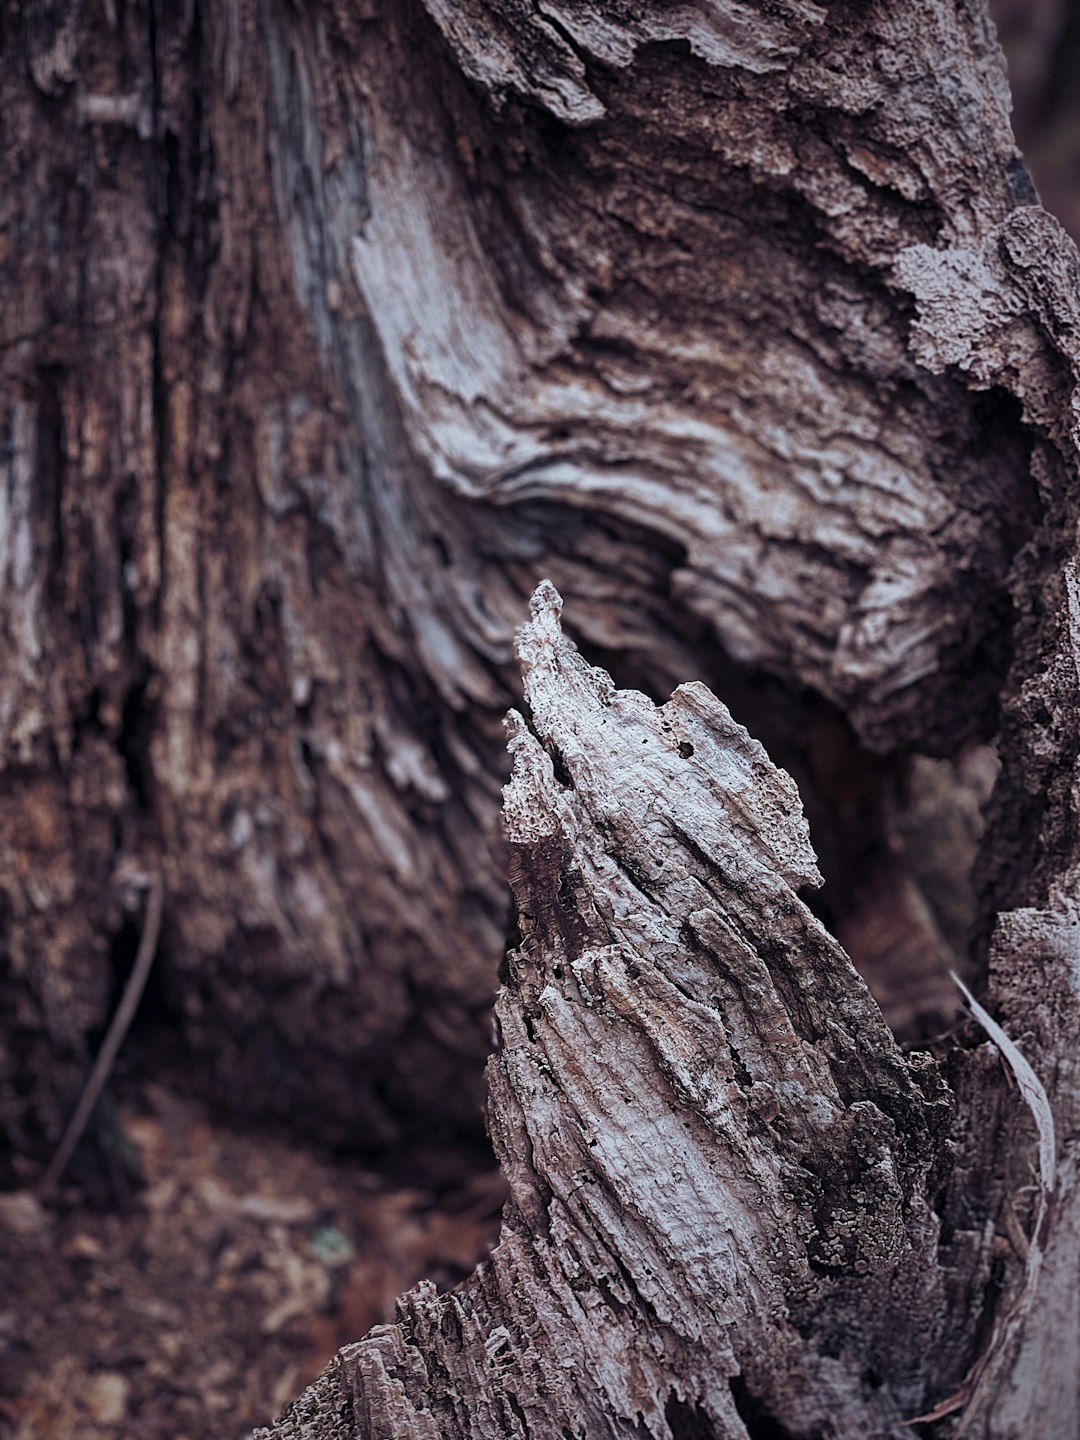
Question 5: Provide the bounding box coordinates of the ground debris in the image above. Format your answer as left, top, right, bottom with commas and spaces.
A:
1, 1084, 502, 1438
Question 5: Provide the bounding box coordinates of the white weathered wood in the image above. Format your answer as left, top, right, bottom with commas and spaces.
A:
250, 7, 1080, 1435
346, 0, 1036, 752
262, 531, 1080, 1438
261, 584, 956, 1439
0, 0, 1052, 1162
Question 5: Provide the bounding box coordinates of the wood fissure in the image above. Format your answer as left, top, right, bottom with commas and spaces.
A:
262, 585, 957, 1438
6, 4, 1080, 1432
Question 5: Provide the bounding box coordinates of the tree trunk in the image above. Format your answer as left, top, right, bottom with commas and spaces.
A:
5, 0, 1080, 1433
260, 574, 1076, 1437
0, 0, 1042, 1171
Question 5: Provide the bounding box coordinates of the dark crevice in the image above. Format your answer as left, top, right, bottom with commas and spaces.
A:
664, 1389, 717, 1440
546, 738, 574, 790
501, 895, 525, 981
106, 905, 172, 1041
728, 1377, 805, 1440
504, 1388, 531, 1436
532, 5, 592, 70
58, 1085, 146, 1211
117, 672, 158, 813
726, 1040, 754, 1096
34, 365, 66, 609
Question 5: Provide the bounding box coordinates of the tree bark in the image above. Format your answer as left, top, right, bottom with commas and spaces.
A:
260, 547, 1080, 1437
247, 4, 1080, 1438
261, 582, 961, 1438
0, 0, 1047, 1172
7, 0, 1080, 1432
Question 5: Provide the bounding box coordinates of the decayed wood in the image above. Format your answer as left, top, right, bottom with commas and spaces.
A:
0, 0, 1052, 1167
6, 0, 1080, 1433
356, 0, 1037, 752
261, 586, 960, 1439
895, 210, 1080, 1432
263, 552, 1080, 1437
264, 208, 1080, 1420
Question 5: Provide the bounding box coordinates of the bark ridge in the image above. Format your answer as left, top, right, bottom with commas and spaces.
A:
262, 583, 955, 1440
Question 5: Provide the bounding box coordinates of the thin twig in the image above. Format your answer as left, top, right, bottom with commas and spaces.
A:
38, 871, 165, 1196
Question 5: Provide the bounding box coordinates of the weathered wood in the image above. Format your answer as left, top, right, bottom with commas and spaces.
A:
0, 0, 1050, 1167
262, 186, 1080, 1436
356, 0, 1037, 752
261, 583, 956, 1438
263, 555, 1080, 1436
6, 0, 1080, 1434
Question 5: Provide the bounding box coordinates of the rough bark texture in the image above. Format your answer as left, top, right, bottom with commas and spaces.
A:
263, 537, 1080, 1439
0, 0, 1052, 1175
8, 1, 1080, 1433
263, 584, 962, 1439
244, 5, 1080, 1435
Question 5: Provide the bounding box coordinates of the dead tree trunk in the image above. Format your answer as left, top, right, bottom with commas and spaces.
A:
240, 5, 1080, 1438
6, 0, 1080, 1432
0, 0, 1048, 1175
261, 552, 1080, 1437
263, 582, 960, 1438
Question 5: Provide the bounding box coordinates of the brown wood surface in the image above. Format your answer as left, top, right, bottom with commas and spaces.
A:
4, 1, 1080, 1434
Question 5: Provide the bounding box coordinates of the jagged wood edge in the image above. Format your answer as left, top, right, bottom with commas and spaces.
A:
260, 583, 957, 1440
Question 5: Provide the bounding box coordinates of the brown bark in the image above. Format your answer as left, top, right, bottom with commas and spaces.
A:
0, 0, 1045, 1174
6, 0, 1080, 1434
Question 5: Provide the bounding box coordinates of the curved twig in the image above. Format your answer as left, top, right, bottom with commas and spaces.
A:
38, 871, 165, 1196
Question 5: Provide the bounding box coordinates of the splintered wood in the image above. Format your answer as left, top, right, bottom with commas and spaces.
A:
262, 584, 955, 1439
